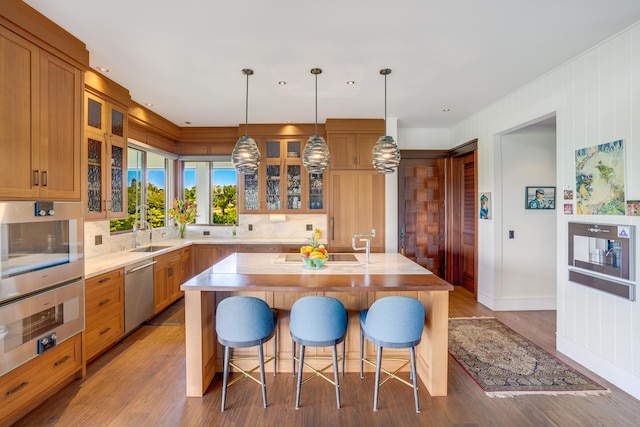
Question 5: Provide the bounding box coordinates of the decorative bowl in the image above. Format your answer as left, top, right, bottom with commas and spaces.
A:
302, 256, 327, 268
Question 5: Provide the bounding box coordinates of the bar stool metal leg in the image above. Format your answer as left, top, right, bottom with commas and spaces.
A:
410, 346, 420, 413
373, 346, 383, 412
295, 345, 306, 409
258, 343, 267, 408
332, 344, 341, 408
222, 346, 230, 412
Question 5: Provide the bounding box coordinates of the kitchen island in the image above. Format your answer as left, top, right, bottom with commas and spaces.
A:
181, 252, 454, 397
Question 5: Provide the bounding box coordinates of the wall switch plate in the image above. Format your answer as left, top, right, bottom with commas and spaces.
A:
306, 224, 313, 231
95, 235, 103, 245
203, 230, 210, 236
509, 230, 515, 239
248, 224, 253, 231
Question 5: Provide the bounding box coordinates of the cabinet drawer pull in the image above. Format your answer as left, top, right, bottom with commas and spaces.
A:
41, 170, 48, 187
98, 277, 111, 283
54, 355, 71, 366
7, 381, 29, 396
34, 170, 40, 186
99, 298, 111, 306
99, 327, 112, 335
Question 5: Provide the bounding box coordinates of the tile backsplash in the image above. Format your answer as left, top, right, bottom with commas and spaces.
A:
84, 214, 327, 259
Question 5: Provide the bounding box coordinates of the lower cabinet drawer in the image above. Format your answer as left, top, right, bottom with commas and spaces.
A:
0, 334, 81, 424
85, 315, 124, 361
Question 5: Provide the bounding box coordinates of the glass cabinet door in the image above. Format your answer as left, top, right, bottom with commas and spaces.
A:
266, 165, 281, 210
309, 173, 324, 210
287, 165, 302, 210
243, 172, 259, 211
110, 144, 124, 214
87, 137, 103, 214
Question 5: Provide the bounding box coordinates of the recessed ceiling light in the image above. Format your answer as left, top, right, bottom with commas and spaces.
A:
278, 81, 287, 85
95, 66, 109, 73
346, 80, 355, 85
185, 121, 191, 125
145, 103, 154, 107
442, 108, 450, 112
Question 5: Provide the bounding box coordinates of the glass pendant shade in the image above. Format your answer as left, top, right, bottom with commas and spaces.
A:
372, 68, 400, 174
232, 68, 261, 174
232, 135, 261, 174
371, 135, 400, 173
302, 68, 330, 174
302, 134, 331, 173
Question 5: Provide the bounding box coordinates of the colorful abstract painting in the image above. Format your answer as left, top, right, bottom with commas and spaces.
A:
575, 140, 625, 215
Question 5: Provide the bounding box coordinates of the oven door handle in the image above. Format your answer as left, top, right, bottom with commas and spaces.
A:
125, 261, 157, 275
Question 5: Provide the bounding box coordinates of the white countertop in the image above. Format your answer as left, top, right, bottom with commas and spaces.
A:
83, 237, 317, 278
197, 252, 433, 276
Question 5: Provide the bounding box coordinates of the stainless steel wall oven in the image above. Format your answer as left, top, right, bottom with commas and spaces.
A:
0, 201, 84, 375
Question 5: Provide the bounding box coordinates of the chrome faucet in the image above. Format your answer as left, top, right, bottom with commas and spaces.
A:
132, 204, 152, 247
352, 229, 376, 264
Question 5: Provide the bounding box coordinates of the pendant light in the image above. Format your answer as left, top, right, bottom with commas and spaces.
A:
371, 68, 401, 174
302, 68, 330, 174
232, 69, 261, 174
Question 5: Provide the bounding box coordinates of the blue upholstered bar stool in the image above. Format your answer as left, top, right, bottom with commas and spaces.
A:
290, 296, 348, 409
216, 296, 278, 411
359, 296, 425, 413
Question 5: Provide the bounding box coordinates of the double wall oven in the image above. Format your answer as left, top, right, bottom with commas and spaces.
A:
0, 201, 84, 375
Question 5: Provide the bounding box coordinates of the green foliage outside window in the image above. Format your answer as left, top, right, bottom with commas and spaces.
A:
110, 181, 166, 232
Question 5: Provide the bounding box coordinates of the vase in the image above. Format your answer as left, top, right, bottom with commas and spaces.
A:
179, 223, 186, 238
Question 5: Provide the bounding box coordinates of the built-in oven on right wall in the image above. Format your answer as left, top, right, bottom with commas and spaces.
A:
568, 222, 636, 301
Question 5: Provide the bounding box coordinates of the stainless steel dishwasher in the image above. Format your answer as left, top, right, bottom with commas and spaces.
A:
124, 259, 156, 334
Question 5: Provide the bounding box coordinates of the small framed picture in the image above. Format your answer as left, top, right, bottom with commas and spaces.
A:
525, 186, 556, 210
627, 200, 640, 216
479, 192, 491, 219
563, 189, 574, 200
564, 203, 573, 214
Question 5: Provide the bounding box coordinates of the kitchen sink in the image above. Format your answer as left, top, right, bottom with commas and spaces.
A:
131, 245, 172, 253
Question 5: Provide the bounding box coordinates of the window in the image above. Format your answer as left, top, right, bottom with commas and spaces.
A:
110, 146, 172, 232
182, 158, 237, 225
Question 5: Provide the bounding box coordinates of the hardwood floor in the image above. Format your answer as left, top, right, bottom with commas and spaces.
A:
12, 287, 640, 427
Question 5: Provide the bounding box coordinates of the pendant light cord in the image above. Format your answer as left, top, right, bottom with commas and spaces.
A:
314, 72, 318, 136
384, 73, 387, 135
245, 72, 249, 137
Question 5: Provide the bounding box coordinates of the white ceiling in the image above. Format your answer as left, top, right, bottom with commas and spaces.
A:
24, 0, 640, 129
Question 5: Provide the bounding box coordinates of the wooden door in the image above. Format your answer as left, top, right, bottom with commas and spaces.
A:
446, 150, 477, 295
398, 158, 446, 277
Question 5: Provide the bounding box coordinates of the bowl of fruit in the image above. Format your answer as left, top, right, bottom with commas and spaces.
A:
300, 244, 328, 268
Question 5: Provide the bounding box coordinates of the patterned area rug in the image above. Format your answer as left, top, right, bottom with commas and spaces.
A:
448, 317, 608, 397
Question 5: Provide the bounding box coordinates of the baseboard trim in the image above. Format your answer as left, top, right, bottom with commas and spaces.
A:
557, 335, 640, 401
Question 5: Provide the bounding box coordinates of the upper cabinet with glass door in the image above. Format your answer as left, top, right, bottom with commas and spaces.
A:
83, 72, 130, 221
239, 138, 325, 214
84, 92, 128, 220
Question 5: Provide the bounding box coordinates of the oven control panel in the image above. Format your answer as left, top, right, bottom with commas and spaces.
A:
37, 332, 57, 354
34, 201, 55, 216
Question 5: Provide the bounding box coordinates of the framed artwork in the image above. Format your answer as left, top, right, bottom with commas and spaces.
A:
627, 200, 640, 216
479, 192, 491, 219
575, 139, 625, 215
564, 203, 574, 214
525, 186, 556, 209
563, 189, 574, 200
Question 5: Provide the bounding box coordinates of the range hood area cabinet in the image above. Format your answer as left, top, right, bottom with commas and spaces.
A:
0, 23, 85, 201
83, 70, 131, 220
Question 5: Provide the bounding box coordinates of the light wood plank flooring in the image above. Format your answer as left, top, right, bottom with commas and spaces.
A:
12, 287, 640, 426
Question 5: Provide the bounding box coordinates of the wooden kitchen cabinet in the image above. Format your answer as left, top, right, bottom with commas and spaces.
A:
327, 133, 380, 170
0, 25, 82, 200
84, 268, 125, 362
329, 171, 386, 253
238, 133, 326, 214
154, 250, 183, 314
0, 333, 82, 426
181, 246, 193, 283
83, 70, 130, 220
192, 244, 237, 275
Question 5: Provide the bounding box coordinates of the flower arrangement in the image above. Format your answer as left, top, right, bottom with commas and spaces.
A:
169, 199, 197, 238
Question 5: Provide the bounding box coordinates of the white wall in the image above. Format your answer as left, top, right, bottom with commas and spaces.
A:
498, 124, 557, 310
449, 22, 640, 400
